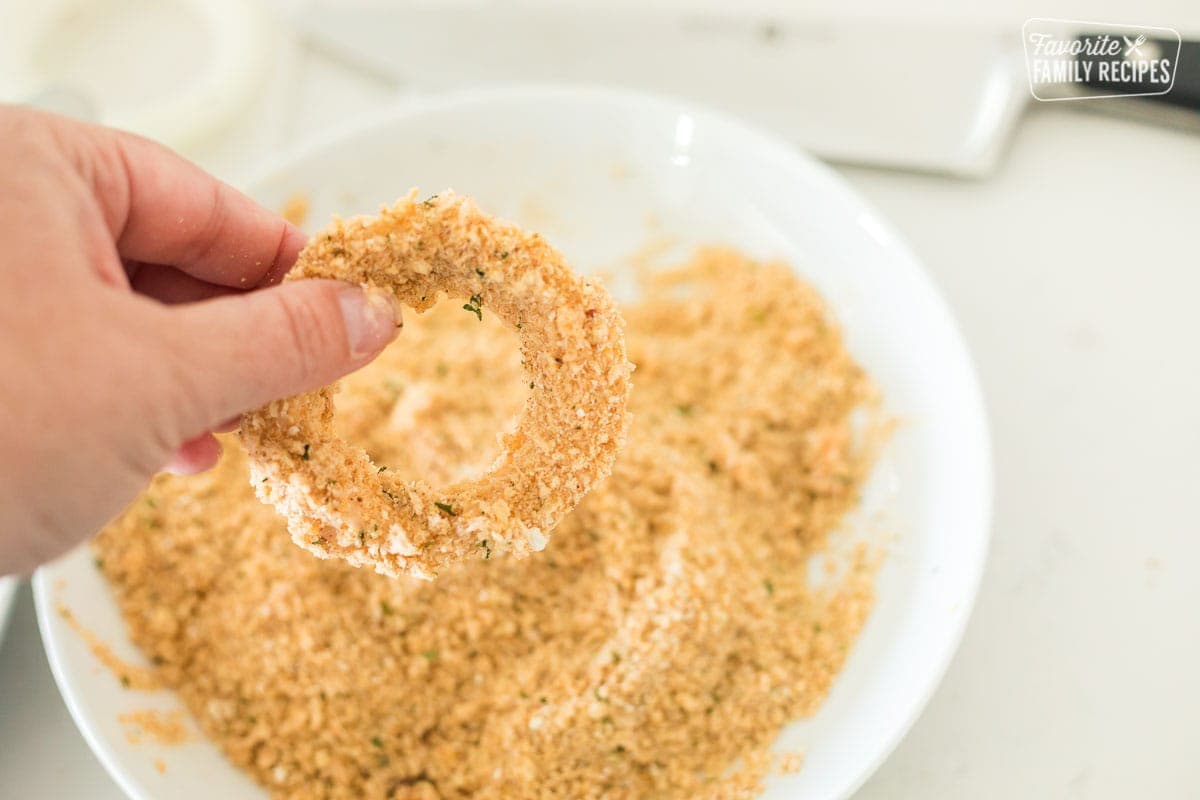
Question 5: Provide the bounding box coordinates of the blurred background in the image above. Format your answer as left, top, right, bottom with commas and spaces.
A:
1, 0, 1199, 797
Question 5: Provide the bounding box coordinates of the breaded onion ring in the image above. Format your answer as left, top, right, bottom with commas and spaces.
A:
241, 191, 632, 579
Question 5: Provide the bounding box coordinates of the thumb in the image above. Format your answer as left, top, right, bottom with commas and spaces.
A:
160, 279, 401, 433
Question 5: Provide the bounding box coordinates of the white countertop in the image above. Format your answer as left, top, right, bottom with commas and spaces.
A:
3, 8, 1200, 798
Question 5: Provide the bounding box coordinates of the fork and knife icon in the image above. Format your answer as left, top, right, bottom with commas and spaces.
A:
1124, 34, 1148, 58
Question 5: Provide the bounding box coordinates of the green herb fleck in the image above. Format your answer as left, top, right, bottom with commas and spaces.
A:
499, 250, 510, 259
301, 443, 311, 461
422, 194, 438, 207
144, 497, 157, 509
380, 601, 394, 616
479, 540, 492, 560
371, 736, 384, 748
120, 675, 131, 688
475, 268, 486, 277
675, 404, 694, 416
377, 465, 388, 473
764, 580, 775, 596
462, 293, 483, 321
436, 362, 448, 377
435, 501, 457, 516
422, 649, 439, 661
611, 651, 621, 665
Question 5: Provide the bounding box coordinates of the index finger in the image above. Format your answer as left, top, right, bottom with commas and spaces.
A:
91, 124, 306, 288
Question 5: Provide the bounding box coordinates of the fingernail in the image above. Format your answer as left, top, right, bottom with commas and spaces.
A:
338, 284, 402, 359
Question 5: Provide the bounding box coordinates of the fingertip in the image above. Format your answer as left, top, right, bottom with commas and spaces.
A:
163, 433, 222, 475
258, 223, 309, 287
105, 128, 311, 289
160, 278, 401, 430
338, 283, 403, 360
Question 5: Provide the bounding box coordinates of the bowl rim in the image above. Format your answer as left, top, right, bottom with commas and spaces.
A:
35, 83, 993, 800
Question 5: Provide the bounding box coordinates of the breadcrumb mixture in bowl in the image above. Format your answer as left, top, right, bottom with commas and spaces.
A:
94, 247, 883, 799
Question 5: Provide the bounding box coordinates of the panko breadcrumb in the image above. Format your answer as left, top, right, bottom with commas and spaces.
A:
96, 247, 882, 799
241, 191, 632, 579
119, 709, 191, 746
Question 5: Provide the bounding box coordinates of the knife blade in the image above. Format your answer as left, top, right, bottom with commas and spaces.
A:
288, 4, 1030, 178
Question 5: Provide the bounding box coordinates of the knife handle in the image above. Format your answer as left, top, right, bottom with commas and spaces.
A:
1075, 35, 1200, 112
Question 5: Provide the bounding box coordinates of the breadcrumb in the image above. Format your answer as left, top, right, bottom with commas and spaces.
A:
119, 709, 190, 746
280, 192, 309, 227
57, 604, 159, 690
96, 247, 882, 799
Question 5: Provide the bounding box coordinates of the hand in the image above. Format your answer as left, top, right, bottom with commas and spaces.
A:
0, 106, 401, 574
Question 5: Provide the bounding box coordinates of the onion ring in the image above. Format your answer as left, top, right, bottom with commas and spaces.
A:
240, 191, 633, 579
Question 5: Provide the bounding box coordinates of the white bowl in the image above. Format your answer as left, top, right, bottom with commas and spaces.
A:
0, 576, 17, 643
34, 86, 991, 799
